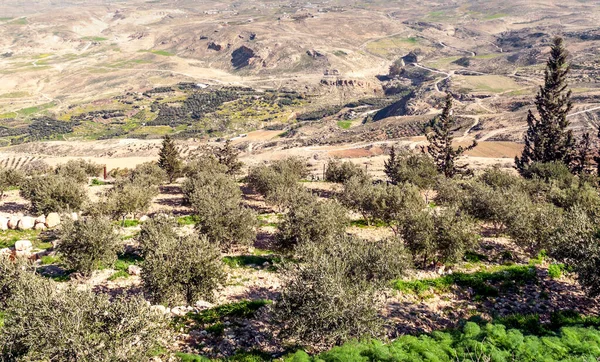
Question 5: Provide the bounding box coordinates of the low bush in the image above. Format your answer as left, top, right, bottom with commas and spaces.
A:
0, 167, 24, 197
57, 216, 122, 276
20, 174, 88, 214
247, 157, 310, 209
384, 149, 438, 192
276, 197, 349, 251
0, 270, 167, 361
140, 217, 225, 306
184, 171, 257, 250
55, 159, 103, 183
274, 259, 383, 350
324, 160, 367, 183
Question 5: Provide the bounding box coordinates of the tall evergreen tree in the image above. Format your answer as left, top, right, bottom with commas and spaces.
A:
423, 94, 476, 178
217, 140, 243, 176
516, 37, 575, 174
158, 135, 181, 183
571, 132, 593, 175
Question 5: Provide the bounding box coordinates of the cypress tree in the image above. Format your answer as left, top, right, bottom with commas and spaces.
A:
217, 140, 243, 176
158, 135, 181, 183
423, 94, 476, 178
571, 132, 593, 175
516, 37, 575, 174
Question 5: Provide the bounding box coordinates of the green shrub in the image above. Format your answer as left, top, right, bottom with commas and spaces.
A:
340, 178, 424, 232
55, 159, 103, 183
324, 160, 367, 183
57, 216, 122, 276
399, 208, 478, 267
549, 207, 600, 296
384, 149, 438, 192
184, 171, 257, 250
247, 157, 310, 208
0, 272, 167, 361
0, 167, 24, 197
127, 162, 167, 187
274, 257, 383, 350
297, 234, 410, 285
276, 197, 349, 251
140, 217, 225, 306
108, 179, 158, 220
20, 174, 88, 214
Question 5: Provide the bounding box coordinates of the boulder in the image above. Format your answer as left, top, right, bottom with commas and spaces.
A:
45, 213, 60, 228
0, 216, 8, 231
15, 240, 32, 252
195, 300, 214, 310
139, 215, 149, 223
128, 265, 142, 276
71, 213, 79, 221
34, 223, 47, 231
7, 217, 19, 230
0, 248, 12, 256
17, 217, 35, 230
35, 215, 46, 225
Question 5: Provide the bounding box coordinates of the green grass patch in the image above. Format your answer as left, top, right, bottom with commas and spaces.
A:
91, 178, 107, 186
0, 229, 42, 249
464, 251, 488, 263
16, 102, 55, 116
0, 91, 30, 99
108, 270, 129, 281
177, 215, 198, 226
40, 255, 60, 265
81, 36, 108, 41
188, 300, 271, 325
141, 49, 175, 56
548, 263, 566, 279
119, 219, 140, 228
394, 265, 537, 297
350, 219, 387, 228
337, 121, 352, 129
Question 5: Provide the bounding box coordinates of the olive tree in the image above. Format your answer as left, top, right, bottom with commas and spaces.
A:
0, 167, 24, 198
55, 159, 103, 184
276, 196, 349, 251
57, 216, 122, 276
0, 270, 167, 361
20, 174, 88, 214
183, 171, 257, 250
139, 216, 225, 306
399, 208, 479, 267
274, 235, 410, 350
325, 160, 367, 183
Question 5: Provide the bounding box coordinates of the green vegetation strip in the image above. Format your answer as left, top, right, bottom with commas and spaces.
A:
177, 310, 600, 361
394, 265, 537, 297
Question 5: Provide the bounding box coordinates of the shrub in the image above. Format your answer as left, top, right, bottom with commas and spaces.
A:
140, 218, 225, 306
274, 256, 383, 350
20, 174, 88, 214
0, 272, 167, 361
399, 208, 479, 267
127, 162, 167, 187
55, 159, 103, 183
505, 201, 563, 253
549, 207, 600, 296
184, 171, 257, 250
276, 197, 349, 251
297, 235, 410, 285
57, 216, 122, 276
0, 257, 35, 309
524, 161, 575, 188
369, 182, 424, 235
21, 159, 51, 176
384, 149, 438, 192
0, 167, 24, 197
340, 179, 424, 231
247, 157, 310, 208
108, 180, 158, 220
339, 176, 377, 225
324, 160, 367, 183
